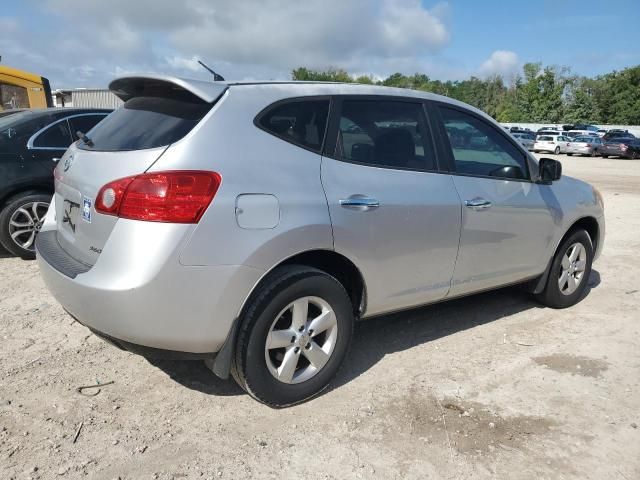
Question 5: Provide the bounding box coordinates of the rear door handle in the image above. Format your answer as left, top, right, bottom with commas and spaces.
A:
339, 196, 380, 210
464, 198, 492, 210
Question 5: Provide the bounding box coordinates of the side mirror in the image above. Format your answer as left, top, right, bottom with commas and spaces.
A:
538, 157, 562, 184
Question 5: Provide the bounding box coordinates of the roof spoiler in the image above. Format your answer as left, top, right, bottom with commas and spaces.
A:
109, 74, 228, 103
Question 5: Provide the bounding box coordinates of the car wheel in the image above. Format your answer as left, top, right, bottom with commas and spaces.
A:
554, 146, 561, 154
535, 229, 593, 309
231, 265, 354, 407
0, 193, 51, 259
601, 155, 608, 158
567, 153, 573, 156
632, 151, 639, 160
591, 149, 598, 157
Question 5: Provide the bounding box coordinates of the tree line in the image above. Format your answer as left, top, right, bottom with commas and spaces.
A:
292, 64, 640, 125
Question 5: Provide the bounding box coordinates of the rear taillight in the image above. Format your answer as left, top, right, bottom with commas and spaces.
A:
95, 171, 222, 223
586, 144, 592, 147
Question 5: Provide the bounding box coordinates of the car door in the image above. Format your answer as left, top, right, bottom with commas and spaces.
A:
431, 103, 556, 297
321, 97, 462, 316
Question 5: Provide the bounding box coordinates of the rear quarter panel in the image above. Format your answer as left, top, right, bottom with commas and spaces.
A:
151, 87, 334, 270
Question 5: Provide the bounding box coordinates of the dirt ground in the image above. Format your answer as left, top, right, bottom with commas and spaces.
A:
1, 154, 639, 480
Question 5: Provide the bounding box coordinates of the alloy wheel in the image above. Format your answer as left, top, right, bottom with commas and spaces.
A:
264, 296, 338, 384
558, 242, 587, 295
8, 201, 49, 251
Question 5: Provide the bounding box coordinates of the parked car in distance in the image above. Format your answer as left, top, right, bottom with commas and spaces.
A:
533, 134, 570, 154
602, 129, 635, 141
565, 136, 602, 156
0, 108, 111, 258
569, 124, 600, 137
512, 132, 535, 150
600, 137, 640, 159
37, 75, 605, 406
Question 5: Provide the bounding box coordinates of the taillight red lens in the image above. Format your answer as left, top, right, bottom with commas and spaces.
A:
95, 171, 221, 223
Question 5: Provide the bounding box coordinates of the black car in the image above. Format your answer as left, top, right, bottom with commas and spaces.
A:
0, 108, 110, 258
602, 130, 635, 141
600, 137, 640, 159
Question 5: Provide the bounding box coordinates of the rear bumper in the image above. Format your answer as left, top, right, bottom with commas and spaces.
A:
37, 222, 264, 354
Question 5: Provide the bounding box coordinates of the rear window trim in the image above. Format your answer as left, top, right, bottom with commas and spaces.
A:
27, 113, 108, 151
253, 95, 332, 155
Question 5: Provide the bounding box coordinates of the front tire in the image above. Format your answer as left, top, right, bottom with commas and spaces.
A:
0, 193, 51, 259
231, 266, 354, 407
535, 230, 593, 309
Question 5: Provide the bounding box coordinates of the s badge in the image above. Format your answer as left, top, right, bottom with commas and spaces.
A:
82, 196, 92, 223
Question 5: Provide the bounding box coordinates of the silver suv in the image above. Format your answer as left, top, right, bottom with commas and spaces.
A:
37, 75, 605, 406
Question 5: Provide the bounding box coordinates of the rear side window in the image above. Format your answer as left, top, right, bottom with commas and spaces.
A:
257, 99, 329, 152
33, 120, 73, 148
69, 114, 107, 141
334, 100, 436, 171
439, 106, 528, 180
79, 96, 212, 151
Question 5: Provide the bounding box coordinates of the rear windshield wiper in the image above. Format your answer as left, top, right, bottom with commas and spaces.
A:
76, 131, 94, 147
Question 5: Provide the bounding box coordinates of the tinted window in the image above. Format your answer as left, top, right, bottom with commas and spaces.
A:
69, 114, 107, 141
33, 120, 73, 148
335, 100, 435, 170
79, 96, 212, 151
258, 100, 329, 152
439, 106, 528, 180
538, 136, 553, 141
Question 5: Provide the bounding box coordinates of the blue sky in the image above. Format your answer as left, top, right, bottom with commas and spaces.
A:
1, 0, 638, 88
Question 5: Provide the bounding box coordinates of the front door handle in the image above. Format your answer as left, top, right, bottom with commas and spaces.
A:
339, 196, 380, 210
464, 198, 492, 210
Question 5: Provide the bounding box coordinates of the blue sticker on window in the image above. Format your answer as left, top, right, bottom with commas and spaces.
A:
82, 196, 92, 223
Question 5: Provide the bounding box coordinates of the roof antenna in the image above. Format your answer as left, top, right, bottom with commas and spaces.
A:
197, 59, 225, 81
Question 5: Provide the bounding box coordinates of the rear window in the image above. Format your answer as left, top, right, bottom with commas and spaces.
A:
537, 136, 553, 141
78, 96, 211, 151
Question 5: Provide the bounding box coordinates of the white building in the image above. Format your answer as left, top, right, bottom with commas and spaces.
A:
52, 88, 123, 109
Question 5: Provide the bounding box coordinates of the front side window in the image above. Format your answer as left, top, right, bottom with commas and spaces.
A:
257, 99, 329, 152
33, 120, 73, 148
335, 100, 435, 170
439, 106, 528, 180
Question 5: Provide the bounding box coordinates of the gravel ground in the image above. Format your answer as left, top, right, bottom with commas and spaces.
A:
1, 154, 639, 480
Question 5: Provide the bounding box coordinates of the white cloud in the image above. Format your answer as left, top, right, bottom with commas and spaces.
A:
6, 1, 455, 87
477, 50, 520, 79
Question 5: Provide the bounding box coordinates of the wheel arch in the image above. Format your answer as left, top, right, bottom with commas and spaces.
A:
210, 249, 367, 380
529, 215, 600, 295
0, 184, 54, 209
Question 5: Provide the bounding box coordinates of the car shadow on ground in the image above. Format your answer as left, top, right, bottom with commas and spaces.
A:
147, 270, 601, 400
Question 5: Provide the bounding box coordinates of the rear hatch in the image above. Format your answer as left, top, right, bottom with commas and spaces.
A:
52, 75, 227, 265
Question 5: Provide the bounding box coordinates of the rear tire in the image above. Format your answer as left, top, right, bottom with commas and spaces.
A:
231, 265, 354, 407
535, 229, 593, 309
554, 146, 561, 154
0, 193, 51, 259
591, 149, 598, 157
